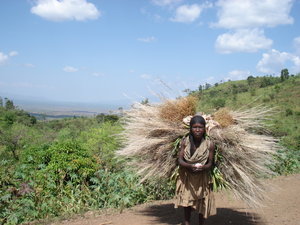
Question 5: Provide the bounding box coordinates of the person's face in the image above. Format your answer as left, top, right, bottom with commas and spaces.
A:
191, 123, 205, 139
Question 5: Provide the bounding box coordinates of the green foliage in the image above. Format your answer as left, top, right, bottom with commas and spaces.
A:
194, 73, 300, 175
40, 141, 98, 184
270, 148, 300, 175
141, 98, 149, 105
95, 113, 119, 123
250, 87, 256, 96
280, 68, 289, 81
0, 102, 36, 127
0, 106, 174, 224
4, 99, 15, 110
247, 75, 255, 86
0, 123, 35, 160
89, 169, 147, 208
79, 122, 123, 167
212, 98, 226, 109
211, 146, 229, 191
285, 108, 293, 116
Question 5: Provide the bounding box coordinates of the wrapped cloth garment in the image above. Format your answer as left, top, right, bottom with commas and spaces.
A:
174, 137, 216, 218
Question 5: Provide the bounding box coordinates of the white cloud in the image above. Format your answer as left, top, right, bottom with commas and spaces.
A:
214, 0, 294, 29
31, 0, 100, 22
151, 0, 183, 7
137, 36, 157, 43
293, 36, 300, 55
256, 49, 300, 74
63, 66, 78, 72
170, 4, 203, 23
140, 8, 164, 22
215, 29, 273, 53
140, 74, 152, 79
0, 51, 18, 64
0, 52, 9, 64
225, 70, 251, 81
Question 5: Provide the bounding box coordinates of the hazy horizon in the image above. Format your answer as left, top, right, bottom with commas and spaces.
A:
0, 92, 132, 115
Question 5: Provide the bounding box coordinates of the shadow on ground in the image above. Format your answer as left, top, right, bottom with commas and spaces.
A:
139, 204, 264, 225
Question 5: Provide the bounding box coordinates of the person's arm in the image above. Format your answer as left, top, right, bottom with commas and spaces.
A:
178, 138, 194, 170
194, 141, 215, 172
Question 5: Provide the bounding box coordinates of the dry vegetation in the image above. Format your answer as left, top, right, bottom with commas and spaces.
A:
119, 97, 278, 208
209, 107, 278, 207
159, 96, 197, 123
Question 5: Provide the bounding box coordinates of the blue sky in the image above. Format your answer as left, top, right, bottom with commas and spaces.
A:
0, 0, 300, 108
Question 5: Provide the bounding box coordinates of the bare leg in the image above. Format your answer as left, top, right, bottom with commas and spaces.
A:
184, 207, 192, 225
199, 213, 205, 225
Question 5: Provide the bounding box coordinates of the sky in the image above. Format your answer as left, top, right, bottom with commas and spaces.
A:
0, 0, 300, 110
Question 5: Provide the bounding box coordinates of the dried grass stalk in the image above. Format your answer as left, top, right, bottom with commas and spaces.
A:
206, 106, 278, 208
159, 96, 197, 123
213, 108, 234, 128
118, 101, 189, 181
118, 98, 278, 208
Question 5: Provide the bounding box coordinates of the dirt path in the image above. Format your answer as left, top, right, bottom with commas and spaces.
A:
51, 174, 300, 225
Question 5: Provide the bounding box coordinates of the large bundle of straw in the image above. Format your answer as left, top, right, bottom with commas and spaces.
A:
118, 97, 278, 208
118, 96, 197, 181
206, 107, 278, 207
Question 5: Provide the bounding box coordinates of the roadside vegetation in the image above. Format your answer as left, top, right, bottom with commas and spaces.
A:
190, 69, 300, 175
0, 100, 173, 225
0, 69, 299, 224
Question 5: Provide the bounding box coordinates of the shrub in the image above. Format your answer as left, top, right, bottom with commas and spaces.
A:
212, 98, 226, 109
38, 141, 98, 185
285, 108, 293, 116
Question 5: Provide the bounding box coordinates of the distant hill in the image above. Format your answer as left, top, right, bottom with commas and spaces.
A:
190, 73, 300, 174
0, 94, 130, 116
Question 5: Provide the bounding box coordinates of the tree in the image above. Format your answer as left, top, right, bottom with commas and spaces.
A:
247, 76, 255, 86
280, 68, 289, 81
232, 84, 238, 94
250, 87, 256, 96
260, 76, 272, 87
5, 98, 15, 110
141, 98, 149, 105
198, 85, 203, 92
205, 83, 211, 90
212, 98, 226, 109
0, 96, 3, 107
0, 123, 29, 160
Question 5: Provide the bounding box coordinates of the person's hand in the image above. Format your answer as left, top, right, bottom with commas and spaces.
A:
192, 163, 205, 172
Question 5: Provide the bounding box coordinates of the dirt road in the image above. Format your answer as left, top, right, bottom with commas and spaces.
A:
51, 174, 300, 225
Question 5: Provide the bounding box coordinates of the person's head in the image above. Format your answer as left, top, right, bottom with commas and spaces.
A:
190, 115, 206, 140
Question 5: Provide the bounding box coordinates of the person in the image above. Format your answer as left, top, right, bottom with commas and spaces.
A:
174, 115, 216, 225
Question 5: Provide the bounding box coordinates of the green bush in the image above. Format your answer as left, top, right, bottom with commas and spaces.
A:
270, 148, 300, 175
212, 98, 226, 109
285, 108, 293, 116
39, 141, 98, 185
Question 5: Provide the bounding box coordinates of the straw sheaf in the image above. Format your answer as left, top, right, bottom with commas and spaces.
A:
159, 96, 197, 123
118, 102, 188, 181
118, 98, 278, 208
209, 107, 278, 207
